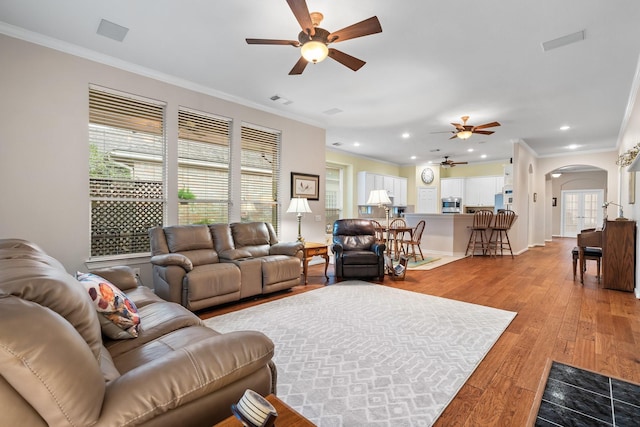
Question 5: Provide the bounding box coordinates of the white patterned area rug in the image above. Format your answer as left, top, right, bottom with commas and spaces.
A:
204, 281, 516, 426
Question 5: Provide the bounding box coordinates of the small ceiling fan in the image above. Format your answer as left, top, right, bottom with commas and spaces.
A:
246, 0, 382, 75
449, 116, 501, 140
441, 156, 468, 168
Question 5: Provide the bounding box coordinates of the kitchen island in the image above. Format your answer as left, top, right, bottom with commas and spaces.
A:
403, 213, 475, 256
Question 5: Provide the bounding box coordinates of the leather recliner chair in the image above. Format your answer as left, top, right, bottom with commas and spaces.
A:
332, 219, 386, 281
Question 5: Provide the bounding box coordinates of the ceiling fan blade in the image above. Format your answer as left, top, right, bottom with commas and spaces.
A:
246, 38, 300, 46
449, 134, 459, 140
473, 130, 495, 135
328, 16, 382, 43
328, 48, 366, 71
474, 121, 501, 130
286, 0, 315, 36
453, 161, 468, 165
451, 122, 464, 131
289, 56, 309, 75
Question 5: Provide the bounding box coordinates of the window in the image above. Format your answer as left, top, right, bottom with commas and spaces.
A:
178, 108, 231, 224
240, 123, 281, 232
325, 165, 343, 233
88, 87, 165, 257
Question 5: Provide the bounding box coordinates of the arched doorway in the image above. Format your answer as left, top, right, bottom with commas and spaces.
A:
546, 164, 608, 238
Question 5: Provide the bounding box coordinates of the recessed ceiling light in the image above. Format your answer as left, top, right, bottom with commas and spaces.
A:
480, 154, 487, 159
410, 155, 417, 160
467, 148, 474, 152
560, 125, 571, 131
568, 144, 579, 150
353, 142, 360, 147
402, 132, 410, 139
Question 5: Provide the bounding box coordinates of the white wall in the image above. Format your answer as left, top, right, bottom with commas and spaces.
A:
0, 34, 327, 279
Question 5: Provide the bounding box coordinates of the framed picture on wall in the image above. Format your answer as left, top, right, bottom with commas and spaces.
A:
291, 172, 320, 200
552, 197, 557, 207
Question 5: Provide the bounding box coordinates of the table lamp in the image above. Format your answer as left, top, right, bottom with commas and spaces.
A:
603, 201, 625, 220
287, 197, 312, 242
367, 189, 392, 229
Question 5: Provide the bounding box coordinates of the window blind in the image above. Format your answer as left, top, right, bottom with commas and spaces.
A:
178, 108, 231, 224
88, 86, 165, 257
240, 123, 281, 232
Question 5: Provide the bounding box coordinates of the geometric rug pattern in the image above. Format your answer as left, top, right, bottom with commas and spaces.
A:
204, 282, 516, 426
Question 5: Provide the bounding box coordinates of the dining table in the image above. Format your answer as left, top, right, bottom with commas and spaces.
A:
375, 224, 414, 260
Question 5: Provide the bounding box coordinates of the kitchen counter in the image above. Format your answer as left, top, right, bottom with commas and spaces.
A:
403, 213, 474, 256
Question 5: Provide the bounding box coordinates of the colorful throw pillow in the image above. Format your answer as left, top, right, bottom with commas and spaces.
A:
77, 272, 140, 339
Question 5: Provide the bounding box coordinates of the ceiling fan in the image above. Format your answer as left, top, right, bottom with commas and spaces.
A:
449, 116, 501, 140
441, 156, 468, 168
245, 0, 382, 75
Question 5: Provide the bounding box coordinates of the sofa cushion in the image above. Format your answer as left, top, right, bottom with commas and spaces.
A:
186, 263, 241, 301
0, 258, 103, 361
231, 222, 271, 257
77, 272, 141, 339
105, 301, 203, 357
164, 224, 213, 252
340, 250, 381, 264
0, 296, 105, 427
260, 255, 302, 286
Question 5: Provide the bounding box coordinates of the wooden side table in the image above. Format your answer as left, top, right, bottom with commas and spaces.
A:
302, 242, 329, 284
215, 394, 314, 426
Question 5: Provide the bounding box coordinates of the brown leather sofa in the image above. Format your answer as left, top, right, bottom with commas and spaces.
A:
149, 222, 303, 311
332, 218, 386, 281
0, 239, 276, 426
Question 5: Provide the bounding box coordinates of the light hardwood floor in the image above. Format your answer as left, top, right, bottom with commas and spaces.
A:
199, 237, 640, 426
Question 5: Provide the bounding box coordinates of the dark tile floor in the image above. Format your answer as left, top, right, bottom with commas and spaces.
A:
535, 361, 640, 426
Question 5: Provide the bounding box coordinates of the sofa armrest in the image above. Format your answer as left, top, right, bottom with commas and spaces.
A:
219, 248, 253, 261
331, 243, 344, 255
269, 241, 303, 257
90, 266, 139, 291
150, 254, 193, 272
99, 330, 274, 425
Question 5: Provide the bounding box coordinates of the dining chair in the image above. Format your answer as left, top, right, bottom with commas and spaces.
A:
389, 218, 408, 259
488, 209, 517, 258
402, 220, 425, 261
370, 219, 386, 244
465, 210, 494, 257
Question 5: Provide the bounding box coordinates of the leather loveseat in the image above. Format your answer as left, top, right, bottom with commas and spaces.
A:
149, 222, 303, 311
0, 238, 276, 426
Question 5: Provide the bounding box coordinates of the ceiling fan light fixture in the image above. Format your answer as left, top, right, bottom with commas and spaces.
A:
301, 40, 329, 63
457, 130, 473, 140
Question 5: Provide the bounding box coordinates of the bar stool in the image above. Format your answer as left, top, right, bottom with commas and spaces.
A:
489, 209, 517, 258
465, 210, 494, 257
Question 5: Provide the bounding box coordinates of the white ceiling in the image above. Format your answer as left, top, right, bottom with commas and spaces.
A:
2, 0, 640, 166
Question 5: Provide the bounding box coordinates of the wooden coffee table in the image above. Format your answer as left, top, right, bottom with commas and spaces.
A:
215, 394, 314, 426
302, 242, 329, 284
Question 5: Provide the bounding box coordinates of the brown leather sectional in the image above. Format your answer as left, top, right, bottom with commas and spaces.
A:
149, 222, 304, 311
0, 239, 276, 426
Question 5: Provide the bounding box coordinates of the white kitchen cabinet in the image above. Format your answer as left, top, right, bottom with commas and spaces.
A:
464, 176, 503, 206
441, 178, 464, 199
357, 171, 408, 206
394, 177, 407, 206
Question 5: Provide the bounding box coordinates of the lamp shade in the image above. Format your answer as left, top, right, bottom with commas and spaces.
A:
457, 130, 473, 140
287, 197, 312, 213
367, 189, 392, 205
301, 41, 329, 63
